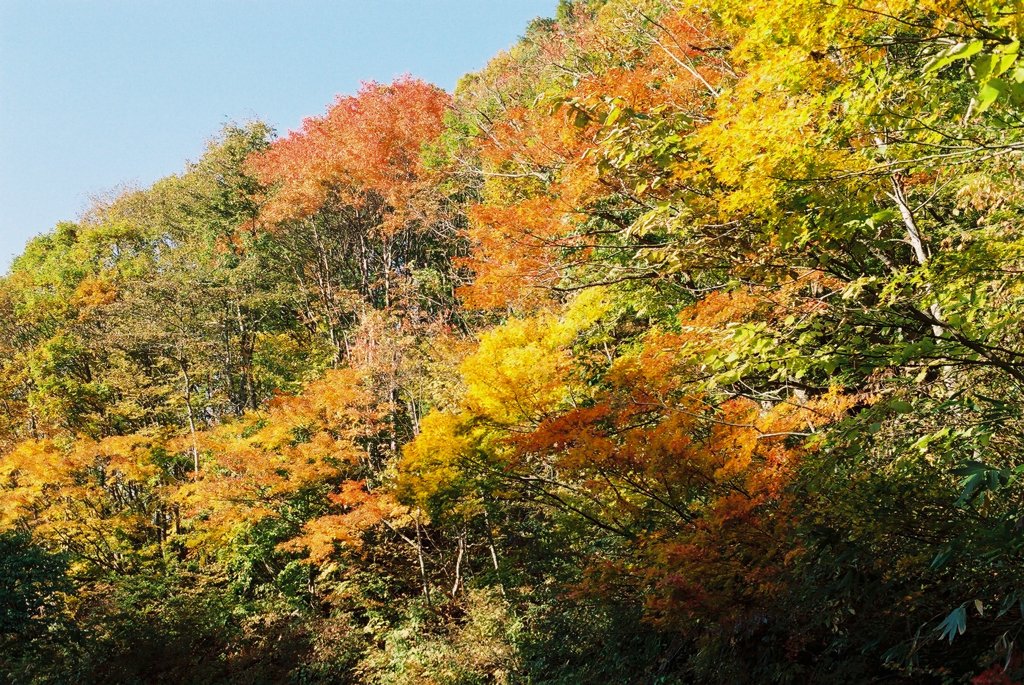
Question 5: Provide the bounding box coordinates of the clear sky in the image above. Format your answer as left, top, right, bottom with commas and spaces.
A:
0, 0, 558, 272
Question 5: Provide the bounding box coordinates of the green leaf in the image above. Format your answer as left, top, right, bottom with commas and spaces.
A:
604, 106, 622, 127
926, 41, 984, 74
993, 52, 1018, 78
976, 78, 1009, 112
953, 460, 1010, 506
977, 51, 1019, 82
996, 40, 1020, 57
975, 54, 996, 83
937, 605, 967, 643
867, 208, 897, 227
1010, 81, 1024, 106
890, 400, 913, 413
930, 545, 954, 570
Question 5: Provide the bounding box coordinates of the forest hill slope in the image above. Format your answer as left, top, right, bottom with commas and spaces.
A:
5, 1, 1024, 682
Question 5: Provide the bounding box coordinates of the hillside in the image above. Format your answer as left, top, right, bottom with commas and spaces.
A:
4, 1, 1024, 682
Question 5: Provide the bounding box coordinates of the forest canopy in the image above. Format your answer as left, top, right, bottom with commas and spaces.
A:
5, 0, 1024, 682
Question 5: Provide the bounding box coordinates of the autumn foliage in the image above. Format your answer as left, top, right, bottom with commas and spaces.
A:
248, 76, 450, 230
6, 1, 1024, 683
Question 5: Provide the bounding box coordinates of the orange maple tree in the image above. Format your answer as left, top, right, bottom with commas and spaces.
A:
248, 76, 451, 232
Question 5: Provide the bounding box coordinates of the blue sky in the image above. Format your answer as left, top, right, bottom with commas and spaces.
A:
0, 0, 558, 272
